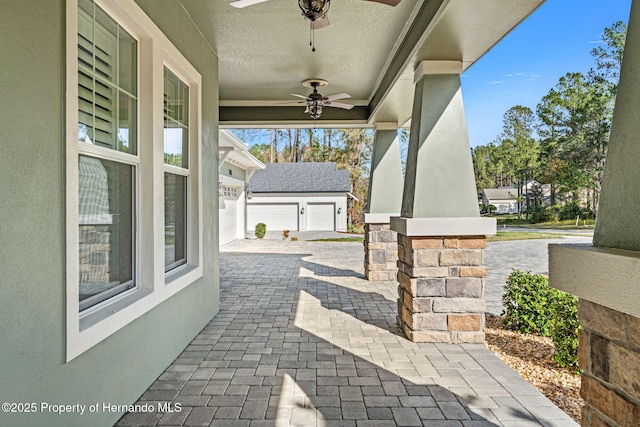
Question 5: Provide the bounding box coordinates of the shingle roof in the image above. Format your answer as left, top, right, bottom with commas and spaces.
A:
248, 162, 351, 193
482, 188, 518, 200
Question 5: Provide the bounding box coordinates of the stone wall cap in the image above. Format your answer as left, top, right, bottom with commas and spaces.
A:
390, 217, 497, 236
549, 243, 640, 319
362, 213, 400, 224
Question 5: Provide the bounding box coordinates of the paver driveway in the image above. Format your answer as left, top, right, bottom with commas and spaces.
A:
117, 239, 578, 426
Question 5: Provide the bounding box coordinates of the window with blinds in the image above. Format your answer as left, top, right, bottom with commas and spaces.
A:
67, 0, 203, 358
164, 67, 190, 273
76, 0, 138, 311
163, 67, 189, 168
77, 0, 137, 154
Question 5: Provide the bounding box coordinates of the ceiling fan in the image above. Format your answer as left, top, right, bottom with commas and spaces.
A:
229, 0, 401, 51
283, 79, 354, 120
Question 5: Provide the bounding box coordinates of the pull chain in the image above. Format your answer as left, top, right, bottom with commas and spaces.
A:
310, 21, 316, 52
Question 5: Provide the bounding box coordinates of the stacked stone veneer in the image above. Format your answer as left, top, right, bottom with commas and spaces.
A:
363, 223, 398, 281
578, 299, 640, 426
396, 235, 486, 343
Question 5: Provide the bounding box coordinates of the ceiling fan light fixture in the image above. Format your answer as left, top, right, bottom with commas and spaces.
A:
298, 0, 330, 21
307, 101, 323, 120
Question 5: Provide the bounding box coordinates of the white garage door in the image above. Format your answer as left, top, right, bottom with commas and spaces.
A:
219, 191, 241, 246
307, 203, 335, 231
247, 203, 298, 231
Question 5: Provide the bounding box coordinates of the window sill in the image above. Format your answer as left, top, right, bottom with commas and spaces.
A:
68, 265, 202, 361
80, 288, 152, 331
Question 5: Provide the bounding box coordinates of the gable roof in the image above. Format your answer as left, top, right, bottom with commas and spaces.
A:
248, 162, 350, 193
483, 188, 518, 200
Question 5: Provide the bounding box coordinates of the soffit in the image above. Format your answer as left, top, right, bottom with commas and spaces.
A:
178, 0, 544, 127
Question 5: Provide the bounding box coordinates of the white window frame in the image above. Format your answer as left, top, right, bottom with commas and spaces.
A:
163, 65, 192, 278
65, 0, 203, 361
221, 185, 238, 198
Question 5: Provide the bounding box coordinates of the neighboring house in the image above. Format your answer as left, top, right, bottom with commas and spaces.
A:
482, 188, 519, 214
482, 181, 552, 214
247, 162, 352, 232
218, 131, 265, 246
524, 180, 552, 207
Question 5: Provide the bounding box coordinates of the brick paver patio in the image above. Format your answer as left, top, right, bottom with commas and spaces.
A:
117, 239, 578, 426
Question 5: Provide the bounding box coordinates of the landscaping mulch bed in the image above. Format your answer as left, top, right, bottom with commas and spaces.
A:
484, 315, 583, 423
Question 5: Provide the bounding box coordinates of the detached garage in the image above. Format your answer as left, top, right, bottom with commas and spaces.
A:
247, 163, 352, 232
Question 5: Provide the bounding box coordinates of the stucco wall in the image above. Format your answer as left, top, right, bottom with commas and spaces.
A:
0, 1, 219, 426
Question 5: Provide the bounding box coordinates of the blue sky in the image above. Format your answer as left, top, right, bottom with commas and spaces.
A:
463, 0, 632, 147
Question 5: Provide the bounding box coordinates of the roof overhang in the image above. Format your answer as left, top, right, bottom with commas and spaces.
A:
219, 129, 266, 170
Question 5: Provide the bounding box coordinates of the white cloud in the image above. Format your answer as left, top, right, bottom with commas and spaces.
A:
504, 72, 541, 81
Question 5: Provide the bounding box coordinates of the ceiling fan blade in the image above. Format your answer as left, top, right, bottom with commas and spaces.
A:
365, 0, 401, 6
324, 92, 351, 101
325, 101, 354, 110
290, 94, 309, 99
276, 101, 305, 105
229, 0, 270, 8
313, 15, 330, 29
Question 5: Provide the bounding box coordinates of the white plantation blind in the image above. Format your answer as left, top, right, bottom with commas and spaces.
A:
163, 67, 189, 168
77, 1, 136, 153
76, 0, 138, 311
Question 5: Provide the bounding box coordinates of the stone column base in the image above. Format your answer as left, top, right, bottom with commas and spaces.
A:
396, 234, 487, 343
363, 223, 398, 281
578, 299, 640, 426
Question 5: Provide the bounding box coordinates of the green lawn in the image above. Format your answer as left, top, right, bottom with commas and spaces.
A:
307, 237, 365, 243
487, 231, 562, 242
307, 231, 563, 244
506, 222, 594, 230
494, 214, 595, 230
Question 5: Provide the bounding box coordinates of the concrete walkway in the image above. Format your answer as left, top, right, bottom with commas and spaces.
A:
117, 239, 580, 426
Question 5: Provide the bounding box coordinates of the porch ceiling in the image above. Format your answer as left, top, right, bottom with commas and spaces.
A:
179, 0, 544, 128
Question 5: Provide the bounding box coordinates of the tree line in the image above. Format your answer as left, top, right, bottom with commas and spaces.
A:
472, 22, 626, 221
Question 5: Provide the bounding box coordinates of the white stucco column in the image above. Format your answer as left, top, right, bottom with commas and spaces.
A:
362, 122, 403, 281
549, 3, 640, 424
391, 61, 495, 343
364, 122, 403, 220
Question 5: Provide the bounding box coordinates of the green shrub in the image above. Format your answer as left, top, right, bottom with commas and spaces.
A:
255, 223, 266, 239
501, 270, 581, 370
559, 202, 581, 221
528, 206, 555, 224
549, 289, 581, 369
502, 270, 554, 336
